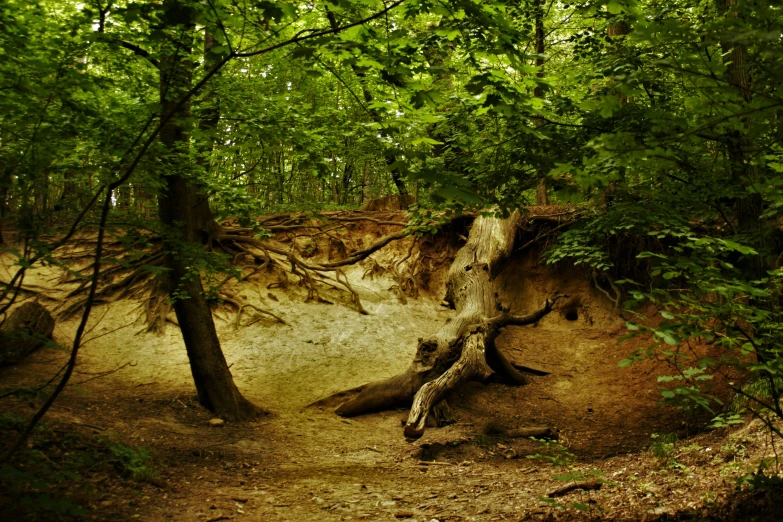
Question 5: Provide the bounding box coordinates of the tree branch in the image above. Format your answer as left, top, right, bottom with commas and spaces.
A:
234, 0, 406, 58
118, 41, 160, 69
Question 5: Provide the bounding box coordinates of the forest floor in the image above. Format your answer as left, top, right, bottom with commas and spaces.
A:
1, 211, 782, 521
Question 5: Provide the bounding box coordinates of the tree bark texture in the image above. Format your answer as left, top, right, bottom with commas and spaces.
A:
158, 7, 264, 421
534, 0, 549, 206
719, 0, 762, 239
336, 212, 559, 438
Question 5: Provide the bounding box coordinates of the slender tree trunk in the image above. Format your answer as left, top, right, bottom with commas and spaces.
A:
362, 159, 371, 203
534, 0, 549, 206
0, 165, 10, 245
600, 11, 630, 208
341, 163, 353, 205
53, 171, 78, 212
115, 180, 131, 211
158, 2, 264, 421
607, 15, 629, 107
718, 0, 762, 241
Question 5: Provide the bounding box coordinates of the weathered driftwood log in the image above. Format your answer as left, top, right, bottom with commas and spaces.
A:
0, 302, 55, 366
335, 211, 561, 438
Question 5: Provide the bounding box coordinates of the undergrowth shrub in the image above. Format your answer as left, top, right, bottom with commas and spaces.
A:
100, 436, 159, 482
0, 416, 159, 518
546, 201, 783, 485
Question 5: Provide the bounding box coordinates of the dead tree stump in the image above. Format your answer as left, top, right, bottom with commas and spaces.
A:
0, 302, 55, 366
334, 211, 561, 438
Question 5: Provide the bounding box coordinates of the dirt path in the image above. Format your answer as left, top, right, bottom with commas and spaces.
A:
1, 233, 780, 521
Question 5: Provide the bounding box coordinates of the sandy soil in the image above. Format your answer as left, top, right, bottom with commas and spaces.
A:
1, 217, 781, 521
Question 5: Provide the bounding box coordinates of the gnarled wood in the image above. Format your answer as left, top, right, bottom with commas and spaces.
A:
335, 211, 561, 438
404, 331, 493, 438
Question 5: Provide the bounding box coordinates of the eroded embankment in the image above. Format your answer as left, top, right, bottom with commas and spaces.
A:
1, 213, 702, 452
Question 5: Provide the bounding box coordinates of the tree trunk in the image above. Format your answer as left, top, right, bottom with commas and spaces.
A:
335, 212, 559, 438
0, 167, 9, 245
54, 171, 78, 212
607, 15, 629, 105
718, 0, 763, 275
158, 3, 264, 421
600, 11, 630, 208
719, 0, 761, 225
534, 0, 549, 206
362, 159, 371, 203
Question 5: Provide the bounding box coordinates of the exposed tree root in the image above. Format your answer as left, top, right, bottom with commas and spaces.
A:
55, 212, 419, 328
592, 270, 623, 314
332, 211, 565, 439
404, 330, 495, 437
215, 292, 288, 328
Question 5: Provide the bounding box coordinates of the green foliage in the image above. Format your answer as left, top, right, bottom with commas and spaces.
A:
730, 377, 783, 415
100, 437, 159, 482
553, 468, 605, 483
710, 413, 744, 430
538, 494, 598, 513
648, 432, 678, 461
0, 448, 87, 517
612, 234, 783, 420
527, 438, 576, 468
0, 412, 29, 430
0, 410, 160, 519
736, 462, 783, 492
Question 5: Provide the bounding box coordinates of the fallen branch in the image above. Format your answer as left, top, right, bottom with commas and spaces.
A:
547, 481, 603, 498
505, 426, 559, 439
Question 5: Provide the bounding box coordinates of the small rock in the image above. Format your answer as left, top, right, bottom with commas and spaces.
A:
208, 418, 225, 427
394, 512, 414, 519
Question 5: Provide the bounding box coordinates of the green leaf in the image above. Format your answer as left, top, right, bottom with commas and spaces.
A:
572, 501, 591, 511
663, 333, 680, 346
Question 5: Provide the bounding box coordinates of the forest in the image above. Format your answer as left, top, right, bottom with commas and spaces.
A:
1, 0, 782, 520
